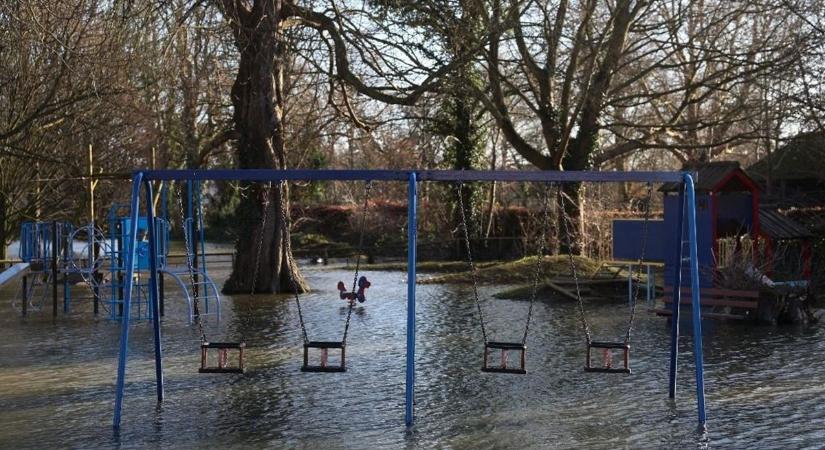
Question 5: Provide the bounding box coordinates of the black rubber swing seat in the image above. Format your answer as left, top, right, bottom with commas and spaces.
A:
302, 341, 346, 372
585, 341, 631, 374
199, 342, 246, 374
482, 341, 527, 374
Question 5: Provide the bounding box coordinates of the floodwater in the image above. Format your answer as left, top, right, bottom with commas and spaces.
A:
0, 265, 824, 449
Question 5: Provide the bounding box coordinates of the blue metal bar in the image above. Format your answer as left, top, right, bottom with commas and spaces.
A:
197, 181, 207, 274
684, 174, 707, 429
113, 172, 144, 429
51, 221, 58, 317
404, 172, 417, 427
668, 183, 686, 398
139, 169, 687, 183
63, 227, 70, 312
147, 169, 410, 182
161, 182, 168, 222
187, 180, 194, 258
420, 170, 686, 182
159, 182, 168, 317
192, 181, 204, 313
144, 178, 164, 403
63, 276, 70, 312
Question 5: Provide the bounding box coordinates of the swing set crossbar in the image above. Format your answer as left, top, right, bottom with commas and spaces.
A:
137, 169, 686, 183
112, 169, 707, 432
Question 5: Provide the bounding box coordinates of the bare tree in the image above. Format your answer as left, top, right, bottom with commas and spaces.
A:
0, 0, 140, 255
596, 1, 803, 167
213, 0, 456, 293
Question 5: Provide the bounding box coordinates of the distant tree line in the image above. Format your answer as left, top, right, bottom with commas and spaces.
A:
2, 0, 824, 290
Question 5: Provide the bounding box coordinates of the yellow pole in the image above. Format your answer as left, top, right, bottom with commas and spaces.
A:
88, 144, 95, 225
151, 147, 163, 210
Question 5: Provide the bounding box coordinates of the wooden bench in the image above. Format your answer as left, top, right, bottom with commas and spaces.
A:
653, 286, 760, 321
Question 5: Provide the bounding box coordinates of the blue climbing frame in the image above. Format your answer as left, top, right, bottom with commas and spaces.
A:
112, 169, 707, 431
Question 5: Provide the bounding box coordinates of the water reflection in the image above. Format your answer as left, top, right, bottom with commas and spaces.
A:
0, 266, 823, 448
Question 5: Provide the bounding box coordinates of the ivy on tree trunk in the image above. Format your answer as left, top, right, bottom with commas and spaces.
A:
220, 0, 308, 294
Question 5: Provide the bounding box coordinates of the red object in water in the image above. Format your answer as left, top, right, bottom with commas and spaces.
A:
337, 276, 371, 303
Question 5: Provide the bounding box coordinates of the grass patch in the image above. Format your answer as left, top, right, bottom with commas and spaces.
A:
419, 255, 600, 285
294, 233, 333, 247
293, 232, 354, 257
357, 260, 500, 273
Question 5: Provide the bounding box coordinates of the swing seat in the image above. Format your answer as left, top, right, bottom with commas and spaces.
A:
482, 341, 527, 374
302, 341, 346, 372
199, 342, 245, 374
585, 341, 630, 374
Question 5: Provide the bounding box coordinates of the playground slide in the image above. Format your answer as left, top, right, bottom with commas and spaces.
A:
0, 262, 31, 287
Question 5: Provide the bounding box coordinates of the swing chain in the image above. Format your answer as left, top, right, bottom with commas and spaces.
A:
624, 181, 653, 344
250, 182, 272, 295
278, 181, 309, 345
558, 184, 592, 345
560, 181, 654, 346
522, 183, 552, 345
456, 180, 488, 344
342, 180, 373, 345
176, 182, 207, 343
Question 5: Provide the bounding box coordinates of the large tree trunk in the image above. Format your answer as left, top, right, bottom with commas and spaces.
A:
0, 197, 6, 269
557, 134, 595, 255
221, 1, 307, 294
448, 91, 483, 259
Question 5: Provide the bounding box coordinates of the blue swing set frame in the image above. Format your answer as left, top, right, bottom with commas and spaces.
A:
111, 169, 707, 430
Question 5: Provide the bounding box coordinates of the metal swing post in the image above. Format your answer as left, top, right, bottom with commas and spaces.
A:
52, 221, 58, 318
63, 226, 70, 313
684, 173, 707, 429
187, 180, 200, 303
144, 178, 164, 404
197, 182, 208, 313
668, 182, 686, 398
405, 171, 417, 427
113, 172, 145, 429
160, 182, 168, 317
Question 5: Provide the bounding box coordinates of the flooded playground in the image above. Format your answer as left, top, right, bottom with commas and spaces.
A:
1, 265, 824, 449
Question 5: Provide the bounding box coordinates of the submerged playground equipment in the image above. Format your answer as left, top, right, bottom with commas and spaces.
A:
4, 184, 221, 325
112, 169, 709, 431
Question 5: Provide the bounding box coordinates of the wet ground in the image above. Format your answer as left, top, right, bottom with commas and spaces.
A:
1, 265, 824, 449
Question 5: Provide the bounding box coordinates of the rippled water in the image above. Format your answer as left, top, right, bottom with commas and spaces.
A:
1, 265, 824, 449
